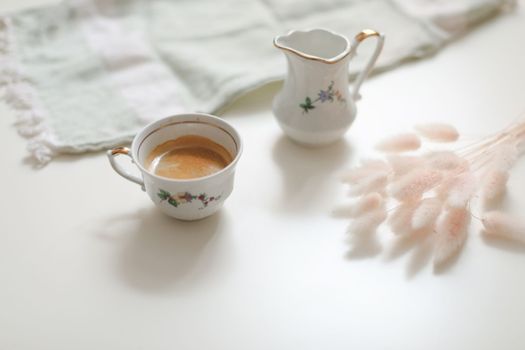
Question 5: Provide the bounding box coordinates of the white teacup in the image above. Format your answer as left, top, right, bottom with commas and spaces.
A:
107, 113, 242, 220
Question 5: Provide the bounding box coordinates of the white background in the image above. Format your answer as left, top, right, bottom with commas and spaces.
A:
1, 0, 525, 349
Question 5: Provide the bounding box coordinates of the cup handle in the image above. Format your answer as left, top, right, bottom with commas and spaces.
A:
350, 29, 385, 101
107, 147, 145, 191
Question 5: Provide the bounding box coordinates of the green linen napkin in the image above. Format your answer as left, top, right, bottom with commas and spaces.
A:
0, 0, 515, 164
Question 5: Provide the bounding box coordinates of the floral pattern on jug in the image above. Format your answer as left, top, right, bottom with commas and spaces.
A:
299, 81, 346, 114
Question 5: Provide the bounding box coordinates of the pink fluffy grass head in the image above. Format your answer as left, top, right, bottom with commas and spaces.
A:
340, 120, 525, 267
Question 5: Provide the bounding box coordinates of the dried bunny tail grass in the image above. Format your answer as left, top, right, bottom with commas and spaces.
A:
361, 159, 390, 170
337, 119, 525, 267
446, 171, 478, 208
390, 168, 443, 202
375, 133, 421, 153
347, 207, 387, 235
425, 151, 466, 171
388, 201, 419, 235
386, 155, 423, 179
354, 192, 384, 216
352, 193, 384, 217
333, 193, 383, 218
517, 138, 525, 156
412, 197, 442, 230
476, 142, 516, 203
482, 211, 525, 243
340, 159, 390, 183
414, 123, 459, 142
347, 173, 388, 197
435, 174, 461, 200
486, 142, 518, 171
481, 169, 509, 203
434, 208, 471, 266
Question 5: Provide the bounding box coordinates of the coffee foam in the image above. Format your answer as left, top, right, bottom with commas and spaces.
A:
146, 135, 233, 180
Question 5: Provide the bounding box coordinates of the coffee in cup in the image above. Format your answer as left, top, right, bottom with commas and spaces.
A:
145, 135, 233, 180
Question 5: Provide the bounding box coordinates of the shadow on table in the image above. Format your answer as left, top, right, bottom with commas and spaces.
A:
343, 227, 437, 278
481, 231, 525, 254
272, 135, 353, 213
344, 232, 382, 260
101, 207, 229, 293
385, 230, 436, 278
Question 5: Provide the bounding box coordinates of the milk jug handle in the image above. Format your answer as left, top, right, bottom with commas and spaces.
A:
350, 30, 385, 101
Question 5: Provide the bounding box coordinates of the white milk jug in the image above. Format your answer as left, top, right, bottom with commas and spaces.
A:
273, 28, 385, 145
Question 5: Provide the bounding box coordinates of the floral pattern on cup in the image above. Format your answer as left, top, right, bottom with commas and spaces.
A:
299, 81, 346, 114
158, 189, 221, 209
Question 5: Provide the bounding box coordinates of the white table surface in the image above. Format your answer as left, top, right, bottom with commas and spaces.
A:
2, 1, 525, 349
